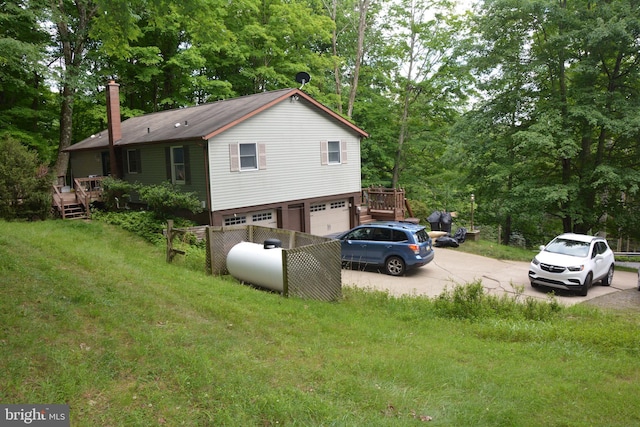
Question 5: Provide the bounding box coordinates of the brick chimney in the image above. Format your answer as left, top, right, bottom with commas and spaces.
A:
106, 80, 121, 178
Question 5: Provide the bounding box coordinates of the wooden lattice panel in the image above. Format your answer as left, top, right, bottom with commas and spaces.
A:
284, 240, 342, 302
207, 225, 342, 301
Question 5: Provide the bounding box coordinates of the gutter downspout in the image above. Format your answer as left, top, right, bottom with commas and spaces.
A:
203, 142, 214, 226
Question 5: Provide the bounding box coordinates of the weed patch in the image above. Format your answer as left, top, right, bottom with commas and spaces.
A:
433, 281, 563, 321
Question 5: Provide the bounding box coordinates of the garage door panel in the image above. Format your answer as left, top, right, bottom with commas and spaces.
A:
310, 200, 350, 235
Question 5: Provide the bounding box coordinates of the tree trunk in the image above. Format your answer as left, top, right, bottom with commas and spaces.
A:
53, 84, 74, 183
503, 214, 512, 245
51, 0, 98, 183
391, 24, 417, 189
347, 0, 369, 119
329, 0, 342, 114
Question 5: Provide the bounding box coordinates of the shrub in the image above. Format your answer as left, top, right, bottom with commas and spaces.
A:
100, 179, 202, 220
136, 181, 203, 219
0, 136, 51, 220
509, 231, 527, 248
91, 210, 164, 244
101, 177, 135, 210
92, 210, 199, 246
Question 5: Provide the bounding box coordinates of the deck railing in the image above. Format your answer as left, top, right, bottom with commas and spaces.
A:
52, 176, 105, 219
362, 187, 407, 221
52, 185, 66, 218
75, 176, 104, 214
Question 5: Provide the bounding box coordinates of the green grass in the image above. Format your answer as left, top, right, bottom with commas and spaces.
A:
457, 238, 639, 272
453, 239, 537, 262
2, 220, 640, 426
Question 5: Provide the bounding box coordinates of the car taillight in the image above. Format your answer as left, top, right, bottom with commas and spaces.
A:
408, 244, 420, 254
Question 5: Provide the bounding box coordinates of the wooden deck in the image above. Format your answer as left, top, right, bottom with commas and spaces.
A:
52, 177, 105, 219
361, 187, 415, 223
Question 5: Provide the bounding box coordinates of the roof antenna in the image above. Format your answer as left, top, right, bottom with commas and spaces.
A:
295, 72, 311, 89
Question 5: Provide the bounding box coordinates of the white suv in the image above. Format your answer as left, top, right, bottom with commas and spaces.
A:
528, 233, 615, 296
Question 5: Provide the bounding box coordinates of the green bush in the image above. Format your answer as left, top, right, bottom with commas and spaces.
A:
0, 136, 51, 220
101, 177, 135, 210
100, 179, 203, 219
91, 210, 164, 244
92, 210, 199, 246
136, 181, 203, 219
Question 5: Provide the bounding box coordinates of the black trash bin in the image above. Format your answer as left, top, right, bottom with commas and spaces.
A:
427, 211, 442, 231
440, 212, 452, 234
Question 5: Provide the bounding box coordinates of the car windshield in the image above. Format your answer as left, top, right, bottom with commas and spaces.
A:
414, 228, 429, 243
544, 238, 590, 257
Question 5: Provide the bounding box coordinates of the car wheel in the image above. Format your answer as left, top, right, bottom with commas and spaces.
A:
530, 280, 539, 289
601, 265, 614, 286
578, 273, 592, 297
385, 256, 405, 276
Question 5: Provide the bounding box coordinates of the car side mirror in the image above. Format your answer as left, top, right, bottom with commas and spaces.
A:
539, 245, 545, 251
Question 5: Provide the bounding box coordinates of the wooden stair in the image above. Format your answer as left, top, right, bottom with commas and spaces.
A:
61, 203, 88, 219
359, 212, 375, 224
52, 177, 104, 220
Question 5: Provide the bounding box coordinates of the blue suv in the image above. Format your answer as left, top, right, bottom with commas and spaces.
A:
335, 222, 435, 276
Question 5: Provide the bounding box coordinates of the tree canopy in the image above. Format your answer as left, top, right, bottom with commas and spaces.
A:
1, 0, 639, 245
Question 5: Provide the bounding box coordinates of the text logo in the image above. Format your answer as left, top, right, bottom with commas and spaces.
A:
1, 405, 69, 427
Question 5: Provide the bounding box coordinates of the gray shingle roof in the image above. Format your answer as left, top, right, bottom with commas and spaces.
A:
66, 88, 367, 152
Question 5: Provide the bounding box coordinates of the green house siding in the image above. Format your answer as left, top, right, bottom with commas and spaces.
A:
122, 142, 207, 205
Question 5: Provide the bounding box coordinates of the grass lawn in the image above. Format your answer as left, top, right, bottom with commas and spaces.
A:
1, 220, 639, 426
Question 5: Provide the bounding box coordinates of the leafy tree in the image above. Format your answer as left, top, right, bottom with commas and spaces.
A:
0, 0, 58, 163
455, 0, 640, 243
381, 0, 469, 189
0, 135, 51, 220
197, 0, 331, 97
322, 0, 380, 117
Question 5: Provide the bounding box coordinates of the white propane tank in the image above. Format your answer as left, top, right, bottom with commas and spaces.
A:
226, 241, 284, 291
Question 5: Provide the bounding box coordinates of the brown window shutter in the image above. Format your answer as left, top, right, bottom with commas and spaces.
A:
184, 145, 191, 184
136, 149, 142, 173
229, 143, 239, 172
258, 143, 267, 170
165, 147, 171, 180
341, 140, 347, 164
320, 141, 328, 165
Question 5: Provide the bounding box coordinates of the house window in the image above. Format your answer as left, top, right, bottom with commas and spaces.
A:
330, 201, 346, 209
229, 143, 267, 172
224, 215, 247, 226
328, 141, 341, 164
310, 203, 326, 212
171, 146, 185, 184
240, 143, 257, 170
321, 140, 347, 165
127, 149, 141, 174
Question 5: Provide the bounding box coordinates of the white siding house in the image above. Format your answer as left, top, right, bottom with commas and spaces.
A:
65, 85, 368, 234
209, 99, 361, 209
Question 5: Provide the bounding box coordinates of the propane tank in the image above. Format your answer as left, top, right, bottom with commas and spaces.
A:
227, 240, 284, 291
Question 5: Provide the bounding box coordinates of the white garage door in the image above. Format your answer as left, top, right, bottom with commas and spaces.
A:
310, 200, 350, 236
